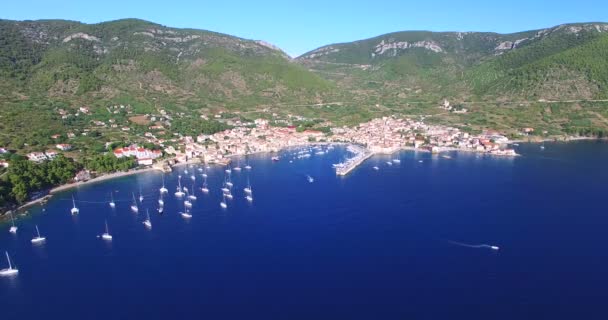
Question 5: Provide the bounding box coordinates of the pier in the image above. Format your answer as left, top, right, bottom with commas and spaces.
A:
334, 145, 373, 176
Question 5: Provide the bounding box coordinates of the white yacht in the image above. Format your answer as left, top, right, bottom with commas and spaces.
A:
226, 193, 233, 200
307, 175, 314, 183
201, 175, 209, 193
373, 166, 379, 171
221, 178, 230, 193
109, 193, 116, 208
244, 181, 252, 194
175, 176, 185, 197
225, 168, 231, 174
130, 193, 139, 213
31, 225, 46, 244
8, 212, 17, 234
71, 196, 79, 215
158, 198, 164, 206
160, 176, 168, 194
386, 161, 393, 165
392, 159, 401, 163
180, 209, 192, 219
245, 190, 253, 202
0, 251, 18, 276
143, 210, 152, 229
220, 194, 227, 209
101, 220, 112, 241
190, 175, 196, 181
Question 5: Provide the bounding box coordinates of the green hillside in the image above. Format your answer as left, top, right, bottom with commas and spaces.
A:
0, 18, 332, 107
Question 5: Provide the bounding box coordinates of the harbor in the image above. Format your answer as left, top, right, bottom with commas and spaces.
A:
334, 145, 373, 176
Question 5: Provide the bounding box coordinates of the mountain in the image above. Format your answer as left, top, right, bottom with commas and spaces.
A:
296, 23, 608, 101
1, 19, 608, 153
0, 18, 331, 107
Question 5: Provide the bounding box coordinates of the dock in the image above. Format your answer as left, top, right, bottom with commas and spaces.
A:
335, 145, 373, 176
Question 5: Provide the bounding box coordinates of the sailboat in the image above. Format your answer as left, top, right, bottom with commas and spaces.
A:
160, 176, 168, 194
184, 189, 193, 208
226, 172, 233, 188
201, 176, 209, 194
188, 184, 197, 200
109, 193, 116, 208
9, 212, 17, 234
180, 208, 192, 219
233, 159, 242, 171
130, 193, 139, 213
190, 174, 196, 181
31, 225, 46, 244
201, 167, 208, 178
139, 187, 144, 203
101, 220, 112, 241
158, 198, 164, 206
226, 192, 233, 200
221, 177, 230, 193
307, 175, 314, 183
540, 142, 545, 150
244, 178, 252, 194
197, 167, 203, 173
0, 251, 18, 276
71, 196, 79, 215
220, 194, 227, 209
175, 176, 185, 197
245, 185, 253, 202
373, 166, 379, 170
143, 210, 152, 229
225, 168, 231, 174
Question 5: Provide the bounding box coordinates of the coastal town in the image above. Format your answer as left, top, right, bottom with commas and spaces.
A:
21, 115, 517, 175
160, 115, 517, 171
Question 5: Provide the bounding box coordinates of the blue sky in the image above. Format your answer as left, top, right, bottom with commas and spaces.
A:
2, 0, 607, 56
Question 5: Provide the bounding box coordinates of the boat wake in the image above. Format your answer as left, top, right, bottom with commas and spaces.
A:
447, 240, 499, 251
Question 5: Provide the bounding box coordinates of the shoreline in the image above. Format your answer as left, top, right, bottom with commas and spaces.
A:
49, 167, 161, 194
510, 136, 606, 144
0, 167, 163, 219
3, 138, 599, 218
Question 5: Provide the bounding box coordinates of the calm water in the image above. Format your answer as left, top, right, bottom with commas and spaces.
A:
1, 141, 608, 319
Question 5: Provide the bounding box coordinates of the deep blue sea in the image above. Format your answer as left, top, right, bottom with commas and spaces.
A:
1, 141, 608, 319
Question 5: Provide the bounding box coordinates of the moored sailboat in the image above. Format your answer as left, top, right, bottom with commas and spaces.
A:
109, 193, 116, 208
143, 210, 152, 229
0, 251, 18, 276
8, 212, 17, 234
160, 176, 168, 194
31, 225, 46, 244
71, 196, 79, 215
101, 220, 112, 241
130, 193, 139, 213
